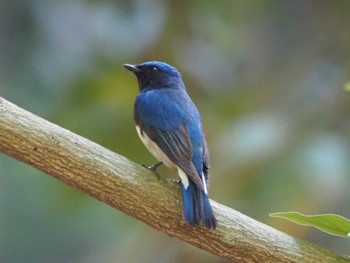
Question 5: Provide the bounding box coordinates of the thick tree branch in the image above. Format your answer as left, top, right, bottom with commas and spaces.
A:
0, 97, 348, 263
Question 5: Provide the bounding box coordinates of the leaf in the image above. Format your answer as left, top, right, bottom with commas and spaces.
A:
270, 212, 350, 238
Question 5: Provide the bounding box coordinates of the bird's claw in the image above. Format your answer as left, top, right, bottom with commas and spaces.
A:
168, 178, 181, 186
142, 162, 163, 179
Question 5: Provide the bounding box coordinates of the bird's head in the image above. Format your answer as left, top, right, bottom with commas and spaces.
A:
124, 61, 184, 91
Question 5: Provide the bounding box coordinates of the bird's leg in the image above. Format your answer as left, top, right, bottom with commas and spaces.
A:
147, 161, 163, 171
142, 162, 163, 178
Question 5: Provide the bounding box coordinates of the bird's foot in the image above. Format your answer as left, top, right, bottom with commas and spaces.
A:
168, 178, 181, 186
142, 162, 163, 179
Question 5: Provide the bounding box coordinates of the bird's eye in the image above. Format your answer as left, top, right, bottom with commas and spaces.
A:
151, 67, 158, 73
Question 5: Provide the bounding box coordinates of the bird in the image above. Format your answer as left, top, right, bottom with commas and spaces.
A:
124, 61, 216, 230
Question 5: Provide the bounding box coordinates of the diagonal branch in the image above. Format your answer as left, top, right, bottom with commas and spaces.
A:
0, 97, 348, 263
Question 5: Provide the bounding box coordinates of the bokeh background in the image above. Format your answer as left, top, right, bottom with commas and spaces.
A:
1, 0, 350, 262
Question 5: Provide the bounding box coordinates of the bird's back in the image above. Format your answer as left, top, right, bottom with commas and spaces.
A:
134, 88, 200, 131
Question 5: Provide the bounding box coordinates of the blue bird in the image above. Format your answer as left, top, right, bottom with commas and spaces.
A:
124, 61, 216, 230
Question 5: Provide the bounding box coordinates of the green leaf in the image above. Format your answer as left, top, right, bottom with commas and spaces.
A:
270, 212, 350, 238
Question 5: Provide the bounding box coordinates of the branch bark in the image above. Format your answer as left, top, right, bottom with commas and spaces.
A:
0, 97, 348, 263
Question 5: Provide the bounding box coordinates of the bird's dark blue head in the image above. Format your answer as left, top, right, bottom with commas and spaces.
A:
123, 61, 184, 91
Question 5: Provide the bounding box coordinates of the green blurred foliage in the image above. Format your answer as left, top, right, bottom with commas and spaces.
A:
1, 0, 350, 262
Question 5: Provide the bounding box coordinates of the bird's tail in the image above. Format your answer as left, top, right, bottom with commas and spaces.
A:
181, 181, 217, 230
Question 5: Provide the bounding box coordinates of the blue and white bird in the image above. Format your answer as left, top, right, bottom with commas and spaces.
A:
124, 61, 216, 230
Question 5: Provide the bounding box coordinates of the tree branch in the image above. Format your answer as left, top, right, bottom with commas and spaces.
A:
0, 97, 348, 263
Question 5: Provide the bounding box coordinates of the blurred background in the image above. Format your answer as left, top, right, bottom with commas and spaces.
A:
1, 0, 350, 262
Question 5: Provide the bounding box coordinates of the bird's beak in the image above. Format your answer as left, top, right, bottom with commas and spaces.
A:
123, 64, 141, 73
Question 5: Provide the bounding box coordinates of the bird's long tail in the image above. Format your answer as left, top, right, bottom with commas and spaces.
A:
181, 181, 217, 229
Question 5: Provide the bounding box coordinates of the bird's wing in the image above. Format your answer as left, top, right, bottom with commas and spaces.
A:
201, 126, 210, 187
141, 123, 204, 190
